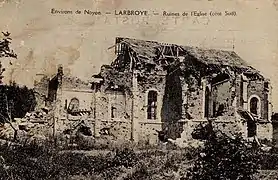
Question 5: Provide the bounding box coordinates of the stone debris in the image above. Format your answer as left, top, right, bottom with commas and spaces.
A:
100, 127, 110, 136
24, 107, 49, 121
0, 105, 55, 142
0, 37, 271, 148
167, 138, 205, 149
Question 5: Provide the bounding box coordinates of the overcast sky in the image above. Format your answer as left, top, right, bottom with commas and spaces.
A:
0, 0, 278, 110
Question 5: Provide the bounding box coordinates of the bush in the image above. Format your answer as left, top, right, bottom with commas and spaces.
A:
258, 152, 278, 170
0, 141, 143, 180
187, 123, 260, 180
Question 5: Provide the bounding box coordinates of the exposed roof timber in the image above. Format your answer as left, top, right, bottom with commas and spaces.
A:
177, 46, 184, 57
211, 78, 230, 87
113, 37, 265, 79
108, 44, 115, 50
169, 46, 174, 56
117, 37, 247, 64
159, 45, 182, 58
161, 46, 165, 58
138, 54, 150, 60
128, 50, 134, 71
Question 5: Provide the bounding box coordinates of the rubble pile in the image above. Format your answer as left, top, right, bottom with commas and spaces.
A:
24, 107, 49, 122
0, 123, 16, 140
0, 107, 54, 142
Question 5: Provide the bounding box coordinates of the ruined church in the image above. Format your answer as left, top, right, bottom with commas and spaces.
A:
35, 37, 273, 144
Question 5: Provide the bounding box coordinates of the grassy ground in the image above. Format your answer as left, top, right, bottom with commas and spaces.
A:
0, 140, 195, 180
255, 170, 278, 180
0, 138, 277, 180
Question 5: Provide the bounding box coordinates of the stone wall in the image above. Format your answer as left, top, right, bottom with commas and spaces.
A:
136, 73, 166, 122
187, 88, 203, 119
247, 79, 268, 119
176, 116, 244, 142
185, 76, 203, 120
94, 92, 109, 120
256, 122, 273, 141
179, 120, 207, 142
60, 89, 93, 111
53, 71, 273, 145
211, 81, 233, 117
33, 75, 50, 110
138, 122, 162, 144
94, 119, 131, 140
93, 90, 132, 120
273, 122, 278, 145
53, 72, 273, 145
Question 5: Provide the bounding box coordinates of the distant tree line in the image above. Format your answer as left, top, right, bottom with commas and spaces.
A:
0, 82, 36, 123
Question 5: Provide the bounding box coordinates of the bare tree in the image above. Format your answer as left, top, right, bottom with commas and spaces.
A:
0, 32, 17, 58
0, 31, 17, 83
0, 31, 17, 140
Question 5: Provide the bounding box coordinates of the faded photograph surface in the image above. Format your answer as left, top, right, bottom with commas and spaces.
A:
0, 0, 277, 179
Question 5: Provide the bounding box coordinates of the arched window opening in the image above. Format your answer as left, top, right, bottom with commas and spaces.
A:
111, 106, 116, 119
67, 98, 79, 115
247, 120, 257, 137
250, 97, 259, 115
204, 87, 210, 118
147, 90, 158, 120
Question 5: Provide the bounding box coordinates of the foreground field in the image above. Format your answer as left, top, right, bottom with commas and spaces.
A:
0, 139, 278, 180
0, 141, 192, 180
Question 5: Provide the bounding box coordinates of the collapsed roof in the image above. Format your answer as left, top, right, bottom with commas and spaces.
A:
113, 37, 264, 79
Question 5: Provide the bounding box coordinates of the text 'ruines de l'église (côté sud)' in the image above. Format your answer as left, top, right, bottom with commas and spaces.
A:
162, 10, 237, 16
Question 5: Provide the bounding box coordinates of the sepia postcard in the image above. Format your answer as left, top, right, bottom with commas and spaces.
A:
0, 0, 277, 179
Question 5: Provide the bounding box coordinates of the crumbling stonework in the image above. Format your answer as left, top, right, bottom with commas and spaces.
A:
91, 37, 273, 144
30, 37, 273, 145
256, 122, 272, 140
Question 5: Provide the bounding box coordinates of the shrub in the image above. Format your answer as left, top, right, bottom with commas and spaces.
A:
258, 152, 278, 170
187, 123, 260, 180
0, 141, 143, 180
